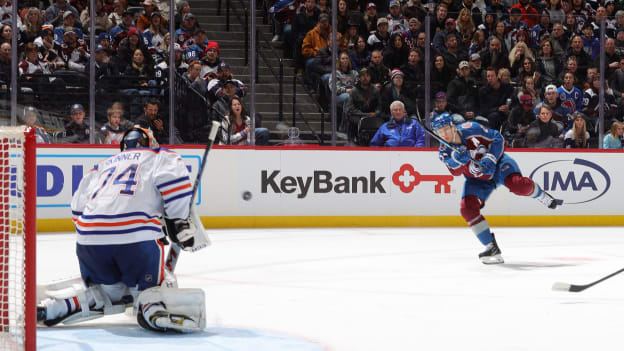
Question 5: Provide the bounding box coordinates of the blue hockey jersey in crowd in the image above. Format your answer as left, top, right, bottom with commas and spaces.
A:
370, 116, 426, 147
558, 85, 583, 113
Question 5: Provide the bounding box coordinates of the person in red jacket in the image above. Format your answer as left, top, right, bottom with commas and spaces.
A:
510, 0, 538, 28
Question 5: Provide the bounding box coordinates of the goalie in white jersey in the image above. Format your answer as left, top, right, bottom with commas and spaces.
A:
37, 127, 208, 333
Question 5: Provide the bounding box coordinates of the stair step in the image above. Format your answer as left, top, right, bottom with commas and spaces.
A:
186, 0, 330, 145
253, 102, 321, 113
197, 18, 261, 27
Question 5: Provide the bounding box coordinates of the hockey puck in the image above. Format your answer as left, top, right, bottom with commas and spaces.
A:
242, 191, 252, 201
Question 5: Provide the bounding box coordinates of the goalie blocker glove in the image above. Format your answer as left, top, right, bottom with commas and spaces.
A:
164, 218, 196, 250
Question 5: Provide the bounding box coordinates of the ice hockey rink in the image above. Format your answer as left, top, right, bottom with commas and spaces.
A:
37, 226, 624, 351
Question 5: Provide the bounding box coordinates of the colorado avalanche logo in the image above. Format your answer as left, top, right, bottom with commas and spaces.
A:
562, 99, 575, 112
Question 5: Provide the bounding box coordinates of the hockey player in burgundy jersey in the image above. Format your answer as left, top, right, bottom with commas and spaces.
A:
431, 113, 558, 264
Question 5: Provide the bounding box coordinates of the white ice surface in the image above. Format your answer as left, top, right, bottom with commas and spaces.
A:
37, 227, 624, 351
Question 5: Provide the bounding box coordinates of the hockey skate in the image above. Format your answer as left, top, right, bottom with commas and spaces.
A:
479, 234, 504, 265
537, 191, 558, 209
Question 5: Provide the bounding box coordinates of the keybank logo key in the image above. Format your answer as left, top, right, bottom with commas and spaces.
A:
392, 164, 454, 194
529, 158, 610, 204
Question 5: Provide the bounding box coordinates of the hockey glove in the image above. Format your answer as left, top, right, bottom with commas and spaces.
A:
164, 218, 196, 250
480, 153, 497, 175
451, 146, 471, 165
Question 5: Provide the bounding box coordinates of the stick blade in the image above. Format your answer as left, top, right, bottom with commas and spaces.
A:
552, 282, 572, 292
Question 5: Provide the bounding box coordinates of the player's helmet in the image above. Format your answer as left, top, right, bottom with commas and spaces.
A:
431, 112, 454, 131
22, 106, 39, 122
120, 127, 159, 151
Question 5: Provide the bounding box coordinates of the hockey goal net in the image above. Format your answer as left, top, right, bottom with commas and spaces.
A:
0, 127, 36, 351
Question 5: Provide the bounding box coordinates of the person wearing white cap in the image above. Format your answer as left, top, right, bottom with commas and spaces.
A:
447, 60, 481, 123
136, 0, 158, 31
53, 10, 85, 43
367, 17, 390, 51
45, 0, 79, 27
533, 84, 573, 130
386, 0, 408, 34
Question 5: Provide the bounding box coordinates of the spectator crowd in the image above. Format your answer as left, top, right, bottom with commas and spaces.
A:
0, 0, 268, 145
270, 0, 624, 148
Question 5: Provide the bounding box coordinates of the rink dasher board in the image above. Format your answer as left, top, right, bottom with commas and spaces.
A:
33, 145, 624, 230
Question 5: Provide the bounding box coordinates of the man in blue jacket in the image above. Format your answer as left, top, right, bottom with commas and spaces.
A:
370, 100, 426, 147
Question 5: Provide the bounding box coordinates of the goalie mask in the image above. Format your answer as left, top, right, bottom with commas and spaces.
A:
121, 127, 159, 151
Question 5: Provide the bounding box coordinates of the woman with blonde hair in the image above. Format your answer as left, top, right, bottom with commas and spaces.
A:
564, 113, 590, 148
158, 32, 171, 52
329, 51, 358, 127
456, 8, 475, 37
497, 68, 512, 85
603, 121, 623, 149
21, 7, 44, 43
508, 41, 534, 79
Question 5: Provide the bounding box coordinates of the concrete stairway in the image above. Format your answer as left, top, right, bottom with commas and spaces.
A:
189, 0, 339, 145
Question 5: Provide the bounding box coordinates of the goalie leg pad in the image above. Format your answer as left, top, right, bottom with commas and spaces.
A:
135, 286, 206, 333
38, 282, 134, 326
37, 276, 85, 303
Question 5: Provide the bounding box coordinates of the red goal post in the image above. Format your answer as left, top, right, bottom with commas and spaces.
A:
0, 127, 36, 351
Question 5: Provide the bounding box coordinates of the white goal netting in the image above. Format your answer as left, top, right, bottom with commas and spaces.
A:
0, 127, 31, 351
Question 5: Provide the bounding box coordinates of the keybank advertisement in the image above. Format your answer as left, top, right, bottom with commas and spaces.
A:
36, 147, 623, 221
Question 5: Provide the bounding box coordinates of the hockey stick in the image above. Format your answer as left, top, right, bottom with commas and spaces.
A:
165, 120, 221, 273
416, 119, 484, 166
552, 268, 624, 292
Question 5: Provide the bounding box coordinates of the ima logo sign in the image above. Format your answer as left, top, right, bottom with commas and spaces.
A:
529, 158, 610, 204
392, 164, 454, 193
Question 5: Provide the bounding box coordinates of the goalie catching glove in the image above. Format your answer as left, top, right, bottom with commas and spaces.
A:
164, 218, 195, 250
162, 207, 210, 252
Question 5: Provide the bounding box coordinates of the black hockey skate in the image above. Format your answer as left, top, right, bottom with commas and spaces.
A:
479, 234, 504, 265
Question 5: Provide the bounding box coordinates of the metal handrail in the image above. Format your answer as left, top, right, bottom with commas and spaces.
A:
225, 0, 249, 65
228, 0, 326, 145
293, 71, 326, 144
229, 0, 286, 122
255, 29, 284, 120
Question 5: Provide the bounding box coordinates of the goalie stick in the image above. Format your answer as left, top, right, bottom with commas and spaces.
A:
165, 120, 220, 273
552, 268, 624, 292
